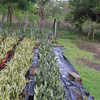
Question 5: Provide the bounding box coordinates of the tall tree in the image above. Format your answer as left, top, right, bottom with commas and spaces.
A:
0, 0, 17, 25
36, 0, 49, 32
0, 0, 35, 25
69, 0, 100, 21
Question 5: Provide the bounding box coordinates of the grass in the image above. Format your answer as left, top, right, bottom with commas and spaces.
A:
0, 29, 100, 99
57, 31, 100, 100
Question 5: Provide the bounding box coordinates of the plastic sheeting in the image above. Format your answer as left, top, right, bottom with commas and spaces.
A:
21, 48, 39, 100
52, 46, 94, 100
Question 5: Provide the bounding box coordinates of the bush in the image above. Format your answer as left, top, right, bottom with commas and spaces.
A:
82, 19, 100, 40
65, 13, 73, 21
82, 19, 92, 34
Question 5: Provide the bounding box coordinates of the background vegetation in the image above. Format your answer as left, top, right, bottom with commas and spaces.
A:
0, 0, 100, 99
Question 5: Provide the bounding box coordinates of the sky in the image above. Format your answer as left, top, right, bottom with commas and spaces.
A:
58, 0, 68, 1
52, 0, 68, 1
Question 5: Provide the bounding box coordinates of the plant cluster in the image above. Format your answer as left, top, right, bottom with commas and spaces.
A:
34, 38, 65, 100
0, 37, 34, 99
0, 35, 18, 64
82, 19, 100, 40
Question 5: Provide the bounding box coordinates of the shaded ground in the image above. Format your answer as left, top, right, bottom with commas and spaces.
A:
77, 40, 100, 59
76, 40, 100, 71
77, 58, 100, 71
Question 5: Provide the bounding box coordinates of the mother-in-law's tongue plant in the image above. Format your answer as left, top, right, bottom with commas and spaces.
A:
34, 37, 65, 100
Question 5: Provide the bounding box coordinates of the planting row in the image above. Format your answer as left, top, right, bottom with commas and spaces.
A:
20, 41, 39, 99
20, 38, 65, 100
0, 36, 24, 70
34, 40, 65, 100
0, 37, 34, 99
0, 36, 18, 64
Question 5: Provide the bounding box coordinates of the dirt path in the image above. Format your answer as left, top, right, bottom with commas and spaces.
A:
76, 40, 100, 71
77, 41, 100, 57
77, 58, 100, 71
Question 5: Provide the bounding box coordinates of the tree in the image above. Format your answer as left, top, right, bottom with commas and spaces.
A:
0, 0, 17, 25
69, 0, 100, 39
34, 0, 49, 32
0, 0, 36, 26
69, 0, 100, 21
68, 0, 100, 31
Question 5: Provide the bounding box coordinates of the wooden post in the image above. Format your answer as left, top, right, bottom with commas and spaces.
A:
53, 18, 57, 41
39, 0, 44, 33
7, 4, 13, 26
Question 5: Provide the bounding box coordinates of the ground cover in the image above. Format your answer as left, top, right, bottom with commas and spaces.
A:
57, 31, 100, 100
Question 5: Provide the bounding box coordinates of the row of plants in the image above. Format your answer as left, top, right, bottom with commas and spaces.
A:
34, 37, 65, 100
0, 29, 32, 64
0, 35, 5, 46
0, 37, 34, 99
0, 35, 18, 64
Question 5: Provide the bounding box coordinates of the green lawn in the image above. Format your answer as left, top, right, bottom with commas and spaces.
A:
57, 31, 100, 100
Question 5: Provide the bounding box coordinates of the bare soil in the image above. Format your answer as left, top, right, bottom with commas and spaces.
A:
77, 58, 100, 71
77, 40, 100, 59
76, 40, 100, 71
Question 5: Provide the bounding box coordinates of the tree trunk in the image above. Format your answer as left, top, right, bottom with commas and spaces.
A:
93, 31, 95, 40
0, 14, 6, 32
53, 18, 57, 40
39, 0, 44, 33
24, 12, 28, 32
88, 31, 90, 39
7, 4, 13, 26
1, 13, 6, 26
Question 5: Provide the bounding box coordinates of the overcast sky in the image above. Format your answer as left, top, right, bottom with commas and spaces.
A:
58, 0, 68, 1
52, 0, 68, 1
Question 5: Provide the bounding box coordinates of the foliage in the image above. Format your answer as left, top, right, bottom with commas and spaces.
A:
0, 36, 34, 99
65, 13, 73, 21
0, 0, 36, 9
18, 0, 30, 10
69, 0, 95, 15
45, 1, 67, 21
57, 31, 100, 100
0, 35, 18, 63
82, 19, 100, 39
0, 4, 8, 14
68, 0, 100, 39
82, 19, 92, 33
0, 0, 37, 26
69, 0, 100, 21
34, 37, 65, 99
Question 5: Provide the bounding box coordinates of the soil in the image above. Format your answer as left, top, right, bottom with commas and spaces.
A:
76, 40, 100, 71
77, 40, 100, 59
77, 58, 100, 71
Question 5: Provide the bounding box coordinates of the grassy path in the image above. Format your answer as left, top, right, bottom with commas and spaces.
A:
57, 31, 100, 100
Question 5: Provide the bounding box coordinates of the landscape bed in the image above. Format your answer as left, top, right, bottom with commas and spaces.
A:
0, 36, 18, 64
0, 37, 34, 99
57, 31, 100, 100
0, 31, 100, 100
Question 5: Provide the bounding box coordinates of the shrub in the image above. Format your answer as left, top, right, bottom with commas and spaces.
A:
82, 19, 100, 40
